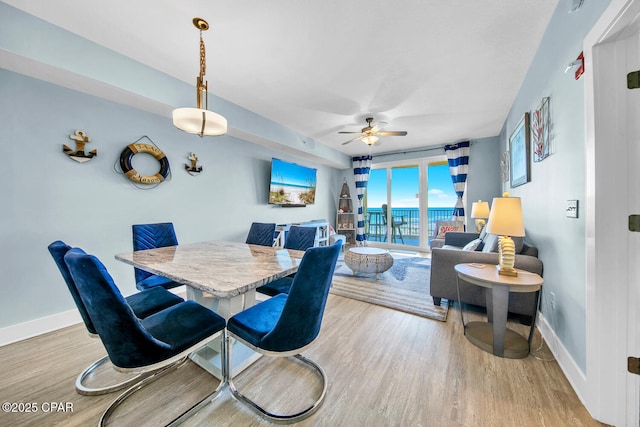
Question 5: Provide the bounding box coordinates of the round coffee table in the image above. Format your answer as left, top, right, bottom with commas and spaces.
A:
344, 247, 394, 279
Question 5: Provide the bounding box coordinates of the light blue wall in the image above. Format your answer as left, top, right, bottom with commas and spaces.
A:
0, 68, 342, 328
500, 0, 611, 372
0, 2, 351, 170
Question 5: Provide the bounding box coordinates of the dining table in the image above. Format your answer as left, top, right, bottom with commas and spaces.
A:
115, 240, 306, 379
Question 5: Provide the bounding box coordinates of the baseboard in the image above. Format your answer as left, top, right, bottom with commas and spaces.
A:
0, 287, 186, 348
0, 309, 82, 347
537, 312, 588, 406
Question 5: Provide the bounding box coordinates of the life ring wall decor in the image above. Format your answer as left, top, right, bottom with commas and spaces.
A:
119, 142, 170, 185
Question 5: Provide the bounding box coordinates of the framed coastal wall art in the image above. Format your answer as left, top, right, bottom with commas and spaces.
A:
500, 151, 509, 183
509, 112, 531, 188
531, 97, 550, 162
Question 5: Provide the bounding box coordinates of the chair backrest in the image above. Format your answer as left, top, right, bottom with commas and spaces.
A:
245, 222, 276, 246
284, 226, 317, 251
64, 248, 172, 369
260, 241, 342, 352
132, 222, 178, 283
48, 241, 97, 335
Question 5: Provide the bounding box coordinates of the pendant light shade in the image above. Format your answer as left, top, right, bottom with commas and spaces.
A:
172, 107, 227, 136
172, 17, 227, 137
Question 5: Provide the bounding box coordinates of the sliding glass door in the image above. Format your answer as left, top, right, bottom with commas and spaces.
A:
365, 157, 457, 250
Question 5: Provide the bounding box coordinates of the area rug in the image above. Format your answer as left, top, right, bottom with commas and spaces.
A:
330, 253, 449, 321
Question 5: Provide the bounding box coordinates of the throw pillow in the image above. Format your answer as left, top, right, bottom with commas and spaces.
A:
462, 238, 482, 251
481, 234, 500, 253
437, 225, 458, 239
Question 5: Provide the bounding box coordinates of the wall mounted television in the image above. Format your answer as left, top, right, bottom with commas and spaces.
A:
269, 158, 317, 206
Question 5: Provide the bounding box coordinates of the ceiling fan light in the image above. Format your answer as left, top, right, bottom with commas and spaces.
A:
362, 135, 379, 145
173, 107, 228, 137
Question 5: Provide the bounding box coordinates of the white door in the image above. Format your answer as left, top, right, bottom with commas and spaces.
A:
626, 33, 640, 425
586, 2, 640, 424
626, 32, 640, 425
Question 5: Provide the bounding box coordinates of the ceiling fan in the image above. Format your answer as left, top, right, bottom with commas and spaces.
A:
339, 117, 408, 146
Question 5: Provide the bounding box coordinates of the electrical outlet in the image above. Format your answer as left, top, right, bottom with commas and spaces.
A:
550, 292, 556, 310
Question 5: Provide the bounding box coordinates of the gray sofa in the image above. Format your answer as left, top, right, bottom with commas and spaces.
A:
430, 231, 543, 319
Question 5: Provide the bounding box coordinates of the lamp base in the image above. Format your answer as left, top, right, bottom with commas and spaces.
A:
497, 236, 518, 277
474, 219, 486, 233
497, 266, 518, 277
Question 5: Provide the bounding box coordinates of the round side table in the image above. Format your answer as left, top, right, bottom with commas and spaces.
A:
344, 247, 394, 279
454, 263, 543, 359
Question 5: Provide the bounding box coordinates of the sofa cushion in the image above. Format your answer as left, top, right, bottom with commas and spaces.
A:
512, 236, 525, 254
479, 233, 526, 254
462, 238, 482, 251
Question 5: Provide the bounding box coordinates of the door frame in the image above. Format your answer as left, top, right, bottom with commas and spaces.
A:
367, 155, 448, 251
584, 0, 640, 424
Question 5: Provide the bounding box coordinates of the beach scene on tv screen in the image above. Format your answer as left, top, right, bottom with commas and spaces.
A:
269, 159, 316, 205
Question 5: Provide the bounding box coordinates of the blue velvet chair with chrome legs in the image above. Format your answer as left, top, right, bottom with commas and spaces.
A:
48, 240, 184, 395
132, 222, 183, 290
226, 241, 342, 423
256, 225, 317, 296
245, 222, 276, 247
63, 248, 226, 426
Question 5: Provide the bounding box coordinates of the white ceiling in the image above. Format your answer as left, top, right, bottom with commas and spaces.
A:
6, 0, 559, 156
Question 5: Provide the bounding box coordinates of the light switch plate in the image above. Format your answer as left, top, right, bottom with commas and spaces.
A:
567, 200, 578, 218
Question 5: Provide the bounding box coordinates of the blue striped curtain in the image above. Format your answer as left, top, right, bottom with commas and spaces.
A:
444, 141, 470, 221
353, 155, 372, 246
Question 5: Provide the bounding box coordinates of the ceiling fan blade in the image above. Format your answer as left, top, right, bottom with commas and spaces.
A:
338, 131, 364, 134
371, 121, 388, 133
341, 136, 363, 145
377, 131, 408, 136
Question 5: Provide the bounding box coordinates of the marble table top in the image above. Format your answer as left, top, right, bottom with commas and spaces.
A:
115, 241, 305, 298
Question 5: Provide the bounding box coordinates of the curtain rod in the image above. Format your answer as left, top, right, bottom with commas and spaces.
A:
370, 141, 473, 159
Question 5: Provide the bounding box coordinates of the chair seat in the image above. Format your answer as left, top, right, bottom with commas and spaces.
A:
126, 287, 184, 319
142, 301, 226, 354
227, 294, 287, 349
136, 274, 182, 291
256, 277, 294, 297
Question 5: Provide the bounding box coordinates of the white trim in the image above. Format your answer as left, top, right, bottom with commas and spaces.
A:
0, 309, 82, 347
537, 312, 587, 407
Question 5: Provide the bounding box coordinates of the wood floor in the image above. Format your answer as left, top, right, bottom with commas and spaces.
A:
0, 295, 606, 427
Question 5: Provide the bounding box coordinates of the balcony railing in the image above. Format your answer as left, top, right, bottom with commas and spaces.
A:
365, 207, 455, 244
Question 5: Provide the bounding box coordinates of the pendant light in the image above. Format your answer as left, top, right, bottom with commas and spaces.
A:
172, 18, 227, 137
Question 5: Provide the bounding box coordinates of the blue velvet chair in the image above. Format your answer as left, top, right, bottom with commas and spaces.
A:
226, 241, 342, 423
47, 240, 184, 395
245, 222, 276, 247
63, 248, 226, 426
256, 225, 318, 297
132, 222, 182, 290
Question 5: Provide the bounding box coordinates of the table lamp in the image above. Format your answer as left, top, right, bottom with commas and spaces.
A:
470, 200, 490, 232
484, 193, 525, 276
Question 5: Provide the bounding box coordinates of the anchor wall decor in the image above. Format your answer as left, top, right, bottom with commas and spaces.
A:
63, 130, 97, 162
185, 152, 203, 175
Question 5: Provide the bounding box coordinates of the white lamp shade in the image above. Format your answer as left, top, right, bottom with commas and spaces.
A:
172, 108, 227, 136
470, 200, 490, 219
485, 196, 525, 237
